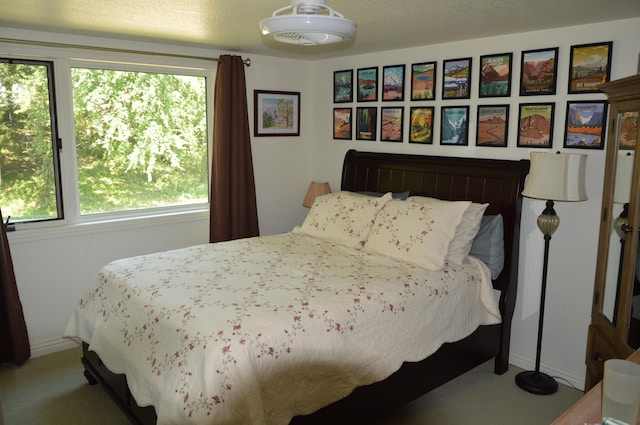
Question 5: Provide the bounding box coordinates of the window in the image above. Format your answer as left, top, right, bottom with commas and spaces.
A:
71, 68, 208, 215
0, 59, 63, 223
0, 51, 210, 226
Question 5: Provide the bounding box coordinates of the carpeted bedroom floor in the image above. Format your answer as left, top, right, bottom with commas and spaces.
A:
0, 345, 582, 425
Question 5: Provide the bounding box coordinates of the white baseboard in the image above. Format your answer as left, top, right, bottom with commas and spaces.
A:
30, 337, 81, 358
509, 352, 586, 391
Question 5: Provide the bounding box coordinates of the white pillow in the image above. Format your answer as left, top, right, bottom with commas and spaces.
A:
295, 191, 393, 249
407, 196, 488, 265
364, 199, 470, 270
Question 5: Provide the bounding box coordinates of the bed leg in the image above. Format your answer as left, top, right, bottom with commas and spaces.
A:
83, 368, 99, 385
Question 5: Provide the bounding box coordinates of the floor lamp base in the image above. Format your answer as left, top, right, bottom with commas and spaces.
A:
515, 370, 558, 395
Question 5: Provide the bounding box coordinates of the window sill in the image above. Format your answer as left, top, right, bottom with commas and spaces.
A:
7, 208, 209, 244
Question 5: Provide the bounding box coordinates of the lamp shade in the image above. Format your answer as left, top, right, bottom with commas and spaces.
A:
303, 181, 331, 207
613, 152, 634, 204
522, 152, 588, 202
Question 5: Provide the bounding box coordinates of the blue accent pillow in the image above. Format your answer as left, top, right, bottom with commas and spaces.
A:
470, 214, 504, 280
358, 191, 410, 200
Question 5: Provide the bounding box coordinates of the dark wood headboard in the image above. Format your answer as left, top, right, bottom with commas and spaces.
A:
340, 149, 529, 318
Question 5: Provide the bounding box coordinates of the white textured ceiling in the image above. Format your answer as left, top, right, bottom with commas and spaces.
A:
1, 0, 640, 59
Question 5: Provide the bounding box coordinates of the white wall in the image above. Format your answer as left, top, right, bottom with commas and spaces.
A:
0, 27, 314, 356
307, 18, 640, 389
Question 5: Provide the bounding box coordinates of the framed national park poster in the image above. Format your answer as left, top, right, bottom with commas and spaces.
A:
409, 106, 434, 144
333, 69, 353, 103
357, 67, 378, 102
441, 106, 469, 145
476, 105, 509, 147
411, 62, 436, 101
356, 107, 377, 140
519, 47, 558, 96
333, 108, 352, 140
568, 41, 613, 94
382, 65, 405, 101
380, 107, 404, 142
517, 102, 555, 148
442, 58, 471, 100
479, 53, 512, 98
563, 100, 607, 149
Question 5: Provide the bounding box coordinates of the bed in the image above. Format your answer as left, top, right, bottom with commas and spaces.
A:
64, 149, 529, 425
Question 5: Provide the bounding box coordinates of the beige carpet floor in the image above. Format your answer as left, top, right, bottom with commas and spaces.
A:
0, 346, 583, 425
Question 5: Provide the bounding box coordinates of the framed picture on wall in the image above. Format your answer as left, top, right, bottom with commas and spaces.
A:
411, 62, 437, 101
409, 106, 434, 144
476, 105, 509, 147
563, 100, 607, 149
517, 102, 555, 148
357, 67, 378, 102
479, 53, 512, 98
440, 106, 469, 145
382, 65, 405, 101
519, 47, 559, 96
253, 90, 300, 136
355, 107, 377, 141
333, 69, 353, 103
380, 107, 404, 142
568, 41, 613, 94
333, 108, 352, 140
442, 58, 472, 100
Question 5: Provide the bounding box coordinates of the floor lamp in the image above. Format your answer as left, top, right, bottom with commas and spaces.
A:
516, 151, 588, 395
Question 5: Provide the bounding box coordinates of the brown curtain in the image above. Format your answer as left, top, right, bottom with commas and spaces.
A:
210, 55, 259, 242
0, 208, 30, 365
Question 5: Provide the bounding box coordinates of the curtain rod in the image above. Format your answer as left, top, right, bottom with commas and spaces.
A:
0, 37, 251, 66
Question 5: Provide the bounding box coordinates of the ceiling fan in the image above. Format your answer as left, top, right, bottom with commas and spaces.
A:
259, 0, 357, 46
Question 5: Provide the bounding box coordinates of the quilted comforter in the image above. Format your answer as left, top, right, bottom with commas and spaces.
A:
64, 232, 500, 425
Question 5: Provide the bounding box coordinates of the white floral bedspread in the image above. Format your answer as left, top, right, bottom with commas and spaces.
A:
64, 232, 500, 425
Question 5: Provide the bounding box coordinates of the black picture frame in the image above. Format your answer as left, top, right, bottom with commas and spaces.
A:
355, 107, 377, 140
476, 105, 509, 147
333, 69, 353, 103
333, 108, 352, 140
519, 47, 559, 96
409, 106, 434, 144
253, 90, 301, 137
563, 100, 608, 149
568, 41, 613, 94
380, 106, 404, 142
517, 102, 555, 148
357, 67, 378, 102
382, 65, 405, 101
479, 53, 512, 98
440, 106, 469, 145
442, 58, 472, 100
411, 62, 437, 101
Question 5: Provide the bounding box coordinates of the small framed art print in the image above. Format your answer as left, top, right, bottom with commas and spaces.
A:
357, 67, 378, 102
479, 53, 512, 98
382, 65, 405, 101
254, 90, 300, 137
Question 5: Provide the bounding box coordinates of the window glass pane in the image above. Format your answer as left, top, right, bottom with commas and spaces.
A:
71, 68, 208, 215
0, 60, 61, 222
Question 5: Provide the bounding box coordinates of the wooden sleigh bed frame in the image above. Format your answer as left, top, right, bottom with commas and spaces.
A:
80, 149, 530, 425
